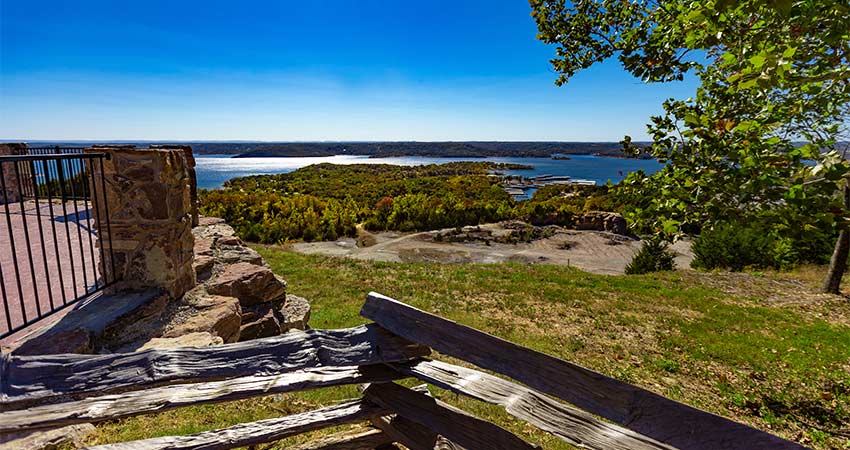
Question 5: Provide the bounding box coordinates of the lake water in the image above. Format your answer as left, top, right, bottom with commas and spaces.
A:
194, 154, 664, 190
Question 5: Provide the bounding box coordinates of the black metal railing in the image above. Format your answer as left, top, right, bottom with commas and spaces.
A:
0, 150, 117, 339
26, 146, 85, 155
17, 147, 86, 200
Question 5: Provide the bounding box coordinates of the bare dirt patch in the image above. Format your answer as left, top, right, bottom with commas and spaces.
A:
291, 222, 694, 275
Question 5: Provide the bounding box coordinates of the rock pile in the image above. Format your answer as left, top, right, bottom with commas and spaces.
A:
141, 217, 311, 348
172, 217, 311, 344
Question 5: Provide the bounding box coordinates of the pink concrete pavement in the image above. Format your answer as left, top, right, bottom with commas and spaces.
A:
0, 199, 104, 339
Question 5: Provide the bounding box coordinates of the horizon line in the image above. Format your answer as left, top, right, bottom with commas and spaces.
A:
1, 139, 643, 144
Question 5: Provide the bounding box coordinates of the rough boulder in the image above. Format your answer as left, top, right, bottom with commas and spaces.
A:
575, 211, 628, 235
206, 262, 287, 307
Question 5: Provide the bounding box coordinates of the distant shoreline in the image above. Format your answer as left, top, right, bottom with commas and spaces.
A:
231, 152, 652, 160
20, 140, 652, 159
17, 141, 654, 160
221, 142, 653, 159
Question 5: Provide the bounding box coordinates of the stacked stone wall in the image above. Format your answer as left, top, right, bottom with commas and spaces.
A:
86, 146, 196, 298
0, 143, 27, 204
150, 144, 199, 226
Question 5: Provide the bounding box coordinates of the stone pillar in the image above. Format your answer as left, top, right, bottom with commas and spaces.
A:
87, 146, 196, 298
0, 143, 27, 204
150, 144, 199, 226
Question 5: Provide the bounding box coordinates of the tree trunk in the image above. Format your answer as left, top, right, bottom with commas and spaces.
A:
823, 229, 850, 294
822, 186, 850, 294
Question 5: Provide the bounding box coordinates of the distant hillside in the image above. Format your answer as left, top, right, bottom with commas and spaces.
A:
17, 141, 650, 158
226, 141, 645, 158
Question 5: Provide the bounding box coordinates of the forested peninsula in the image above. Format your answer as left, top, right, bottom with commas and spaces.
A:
199, 162, 619, 243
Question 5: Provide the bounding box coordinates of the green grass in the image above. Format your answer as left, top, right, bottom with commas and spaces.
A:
89, 249, 850, 449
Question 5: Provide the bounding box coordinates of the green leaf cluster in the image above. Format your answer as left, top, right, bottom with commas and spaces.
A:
532, 0, 850, 262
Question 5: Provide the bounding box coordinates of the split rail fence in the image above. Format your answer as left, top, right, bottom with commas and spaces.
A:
0, 293, 807, 450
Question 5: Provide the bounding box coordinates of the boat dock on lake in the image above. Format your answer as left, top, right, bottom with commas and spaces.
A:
502, 174, 596, 200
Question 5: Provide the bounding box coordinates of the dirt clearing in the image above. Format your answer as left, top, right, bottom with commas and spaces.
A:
291, 222, 693, 274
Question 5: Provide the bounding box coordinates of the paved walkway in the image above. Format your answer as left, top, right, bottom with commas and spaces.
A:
0, 199, 103, 338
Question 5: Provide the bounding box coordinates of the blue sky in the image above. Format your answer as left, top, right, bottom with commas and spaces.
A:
0, 1, 697, 141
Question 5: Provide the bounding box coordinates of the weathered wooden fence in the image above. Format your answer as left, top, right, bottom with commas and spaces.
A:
0, 292, 808, 450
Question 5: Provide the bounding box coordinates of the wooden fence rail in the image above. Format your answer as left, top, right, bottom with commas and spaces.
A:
361, 292, 807, 450
0, 365, 402, 433
0, 324, 428, 407
86, 399, 390, 450
394, 359, 674, 450
0, 292, 808, 450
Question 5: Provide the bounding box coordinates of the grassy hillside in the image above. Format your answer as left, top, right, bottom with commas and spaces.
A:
89, 250, 850, 449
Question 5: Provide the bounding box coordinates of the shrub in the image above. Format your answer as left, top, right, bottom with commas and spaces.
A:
583, 193, 618, 212
690, 223, 774, 271
771, 237, 800, 271
625, 239, 676, 274
778, 225, 835, 266
689, 220, 835, 271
